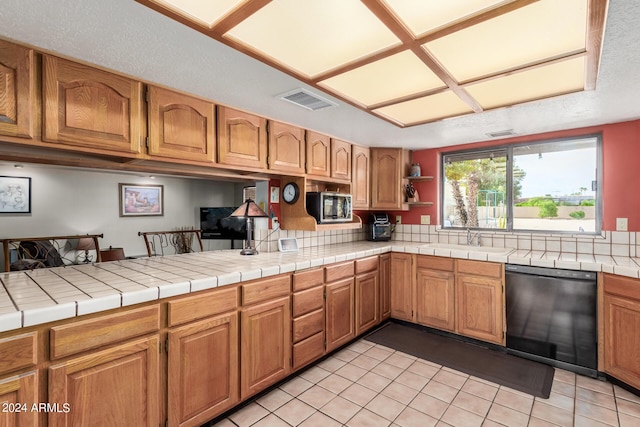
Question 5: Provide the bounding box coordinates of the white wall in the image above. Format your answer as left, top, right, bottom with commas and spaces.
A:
0, 163, 254, 259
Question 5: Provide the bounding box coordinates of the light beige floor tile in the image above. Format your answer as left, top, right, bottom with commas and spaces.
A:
486, 403, 529, 427
394, 406, 438, 427
554, 369, 577, 385
298, 411, 344, 427
406, 360, 440, 379
577, 376, 614, 396
340, 383, 378, 407
228, 402, 270, 426
531, 400, 574, 427
527, 417, 561, 427
280, 377, 314, 397
422, 380, 460, 403
374, 362, 404, 380
364, 346, 394, 361
619, 412, 640, 427
536, 391, 574, 413
409, 392, 449, 419
384, 353, 416, 369
492, 388, 533, 414
551, 380, 576, 398
451, 391, 492, 417
252, 413, 290, 427
348, 340, 374, 354
441, 405, 484, 427
574, 414, 617, 426
317, 357, 347, 372
615, 385, 640, 404
461, 379, 499, 402
395, 370, 431, 391
335, 363, 368, 382
358, 371, 393, 392
575, 398, 620, 426
436, 422, 455, 427
273, 399, 316, 426
320, 396, 362, 424
299, 366, 331, 384
381, 381, 420, 405
346, 408, 391, 427
432, 370, 467, 390
468, 376, 499, 388
257, 388, 295, 412
297, 385, 337, 409
317, 373, 353, 395
351, 354, 382, 370
334, 348, 360, 362
576, 386, 617, 409
481, 420, 504, 427
617, 397, 640, 418
498, 385, 535, 399
366, 394, 407, 421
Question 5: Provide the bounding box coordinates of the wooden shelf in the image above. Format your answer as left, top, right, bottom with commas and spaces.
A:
408, 202, 434, 207
404, 176, 434, 181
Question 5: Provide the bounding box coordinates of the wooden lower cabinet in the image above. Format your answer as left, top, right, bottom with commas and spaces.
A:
48, 336, 160, 427
390, 253, 413, 321
325, 278, 355, 352
167, 312, 238, 427
240, 297, 291, 400
415, 264, 455, 332
603, 274, 640, 389
355, 271, 379, 335
379, 254, 391, 320
0, 371, 38, 427
456, 273, 504, 345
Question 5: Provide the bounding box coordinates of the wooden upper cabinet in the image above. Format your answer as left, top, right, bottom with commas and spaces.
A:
0, 40, 34, 139
217, 106, 267, 170
351, 145, 370, 209
147, 86, 216, 163
371, 148, 408, 210
268, 121, 305, 174
306, 131, 331, 177
42, 55, 143, 155
331, 138, 351, 181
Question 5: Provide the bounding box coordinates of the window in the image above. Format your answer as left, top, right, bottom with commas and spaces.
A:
442, 135, 601, 234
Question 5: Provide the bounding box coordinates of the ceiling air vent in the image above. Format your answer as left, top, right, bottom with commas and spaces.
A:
278, 88, 337, 111
486, 129, 516, 138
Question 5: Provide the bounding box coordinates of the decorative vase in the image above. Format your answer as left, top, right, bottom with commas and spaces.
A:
410, 163, 421, 177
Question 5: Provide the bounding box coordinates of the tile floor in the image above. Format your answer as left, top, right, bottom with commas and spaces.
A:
213, 338, 640, 427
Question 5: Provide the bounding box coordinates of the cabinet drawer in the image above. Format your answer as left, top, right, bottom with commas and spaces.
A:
242, 275, 291, 306
0, 332, 37, 375
292, 286, 324, 317
293, 308, 324, 343
168, 285, 238, 326
293, 268, 323, 292
50, 305, 160, 360
457, 259, 502, 278
325, 261, 354, 283
604, 274, 640, 301
417, 255, 454, 272
292, 332, 325, 370
355, 256, 378, 275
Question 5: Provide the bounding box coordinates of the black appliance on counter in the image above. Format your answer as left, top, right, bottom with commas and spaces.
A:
365, 213, 392, 241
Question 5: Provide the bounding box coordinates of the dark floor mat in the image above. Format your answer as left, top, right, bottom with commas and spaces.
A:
365, 322, 554, 398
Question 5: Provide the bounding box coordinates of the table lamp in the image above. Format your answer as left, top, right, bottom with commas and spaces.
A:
229, 199, 268, 255
75, 237, 96, 263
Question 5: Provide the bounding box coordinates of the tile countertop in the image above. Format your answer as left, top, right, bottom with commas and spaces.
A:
2, 241, 640, 334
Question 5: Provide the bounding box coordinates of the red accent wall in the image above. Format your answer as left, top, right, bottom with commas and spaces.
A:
387, 119, 640, 231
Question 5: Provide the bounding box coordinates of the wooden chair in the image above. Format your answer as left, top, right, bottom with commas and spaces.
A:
137, 229, 203, 257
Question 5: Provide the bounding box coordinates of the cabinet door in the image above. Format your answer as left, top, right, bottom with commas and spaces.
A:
0, 371, 38, 427
48, 336, 159, 427
355, 271, 379, 335
604, 294, 640, 389
390, 253, 413, 321
306, 131, 330, 177
379, 254, 391, 320
240, 296, 291, 400
330, 139, 351, 181
147, 86, 215, 163
351, 145, 370, 209
456, 274, 504, 345
0, 40, 34, 139
217, 106, 267, 170
168, 312, 238, 427
415, 268, 455, 331
268, 121, 305, 173
42, 55, 143, 154
371, 148, 407, 209
325, 278, 355, 352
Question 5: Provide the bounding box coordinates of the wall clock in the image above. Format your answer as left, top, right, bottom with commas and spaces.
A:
282, 182, 300, 204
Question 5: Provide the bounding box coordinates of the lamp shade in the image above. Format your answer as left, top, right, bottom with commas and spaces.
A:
229, 199, 268, 218
76, 237, 96, 251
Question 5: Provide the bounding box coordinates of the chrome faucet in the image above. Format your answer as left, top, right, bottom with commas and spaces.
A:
466, 229, 481, 246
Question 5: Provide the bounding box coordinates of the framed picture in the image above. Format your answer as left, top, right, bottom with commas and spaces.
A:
119, 184, 164, 217
270, 186, 280, 203
0, 176, 31, 213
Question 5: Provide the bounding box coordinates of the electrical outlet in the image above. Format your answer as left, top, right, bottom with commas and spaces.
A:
616, 218, 628, 231
396, 215, 402, 224
420, 215, 431, 225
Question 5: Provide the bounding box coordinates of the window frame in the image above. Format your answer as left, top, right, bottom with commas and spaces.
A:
440, 133, 603, 235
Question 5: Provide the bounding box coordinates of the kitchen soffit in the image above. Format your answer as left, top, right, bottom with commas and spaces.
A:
136, 0, 607, 128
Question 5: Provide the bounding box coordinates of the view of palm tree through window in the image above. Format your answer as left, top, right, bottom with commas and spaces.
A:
442, 136, 600, 234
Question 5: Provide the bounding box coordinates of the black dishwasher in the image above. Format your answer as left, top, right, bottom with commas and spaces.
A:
505, 264, 598, 377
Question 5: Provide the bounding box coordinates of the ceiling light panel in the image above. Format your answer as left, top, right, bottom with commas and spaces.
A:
148, 0, 247, 28
465, 56, 586, 110
373, 91, 473, 126
318, 50, 446, 107
424, 0, 588, 82
224, 0, 401, 78
382, 0, 507, 37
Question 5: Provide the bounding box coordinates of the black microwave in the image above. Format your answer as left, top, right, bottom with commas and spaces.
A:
306, 192, 352, 224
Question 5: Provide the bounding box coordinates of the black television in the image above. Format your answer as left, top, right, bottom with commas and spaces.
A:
200, 207, 249, 240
